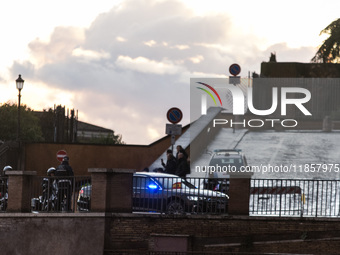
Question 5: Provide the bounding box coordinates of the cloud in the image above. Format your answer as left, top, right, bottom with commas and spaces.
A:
9, 0, 319, 144
28, 27, 85, 67
72, 48, 111, 61
264, 43, 316, 63
115, 55, 184, 74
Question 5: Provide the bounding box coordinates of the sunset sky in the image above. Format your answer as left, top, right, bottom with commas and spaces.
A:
0, 0, 339, 144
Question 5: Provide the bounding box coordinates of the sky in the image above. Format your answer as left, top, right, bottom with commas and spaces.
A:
0, 0, 339, 144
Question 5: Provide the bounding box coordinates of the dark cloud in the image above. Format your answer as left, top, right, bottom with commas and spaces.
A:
10, 61, 35, 80
9, 0, 318, 144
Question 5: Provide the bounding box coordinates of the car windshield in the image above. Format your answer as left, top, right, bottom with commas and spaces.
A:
209, 157, 244, 170
154, 177, 196, 189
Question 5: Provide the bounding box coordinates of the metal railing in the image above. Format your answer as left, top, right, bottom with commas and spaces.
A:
250, 179, 340, 217
30, 176, 90, 213
76, 177, 229, 214
2, 175, 340, 217
76, 177, 340, 217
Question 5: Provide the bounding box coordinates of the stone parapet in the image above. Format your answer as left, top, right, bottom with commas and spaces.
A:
88, 168, 135, 213
6, 170, 36, 212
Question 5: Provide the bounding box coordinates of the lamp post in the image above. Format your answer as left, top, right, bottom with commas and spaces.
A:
16, 74, 24, 141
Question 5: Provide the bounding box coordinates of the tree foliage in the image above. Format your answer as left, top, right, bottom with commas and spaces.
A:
0, 103, 44, 142
0, 103, 124, 145
78, 133, 125, 145
312, 18, 340, 63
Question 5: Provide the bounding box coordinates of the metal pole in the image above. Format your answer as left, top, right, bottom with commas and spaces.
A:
17, 89, 21, 141
17, 88, 22, 170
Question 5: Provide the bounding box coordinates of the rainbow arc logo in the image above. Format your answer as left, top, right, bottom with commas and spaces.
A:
196, 82, 223, 107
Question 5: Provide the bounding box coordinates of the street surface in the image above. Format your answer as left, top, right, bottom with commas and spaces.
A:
190, 128, 340, 180
188, 128, 340, 217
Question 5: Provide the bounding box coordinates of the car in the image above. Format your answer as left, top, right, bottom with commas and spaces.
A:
77, 172, 228, 214
77, 184, 91, 211
204, 149, 249, 192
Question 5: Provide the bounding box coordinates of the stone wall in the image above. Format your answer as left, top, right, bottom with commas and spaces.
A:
0, 213, 105, 255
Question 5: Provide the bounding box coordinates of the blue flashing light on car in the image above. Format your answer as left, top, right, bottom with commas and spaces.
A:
148, 184, 158, 189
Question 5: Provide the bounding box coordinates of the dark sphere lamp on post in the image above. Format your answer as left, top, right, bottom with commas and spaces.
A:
16, 74, 24, 141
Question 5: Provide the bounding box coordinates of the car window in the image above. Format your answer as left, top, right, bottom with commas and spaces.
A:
154, 177, 194, 189
133, 176, 159, 190
209, 157, 244, 170
221, 158, 241, 164
133, 176, 145, 188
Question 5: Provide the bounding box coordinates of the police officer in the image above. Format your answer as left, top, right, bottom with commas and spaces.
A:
41, 167, 57, 211
55, 156, 74, 211
1, 166, 12, 211
2, 166, 11, 191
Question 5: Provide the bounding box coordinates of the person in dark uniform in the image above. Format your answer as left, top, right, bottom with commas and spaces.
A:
55, 156, 74, 211
41, 167, 57, 211
175, 152, 190, 178
0, 166, 11, 211
161, 149, 177, 175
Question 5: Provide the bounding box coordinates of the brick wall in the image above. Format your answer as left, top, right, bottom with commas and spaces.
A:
23, 135, 173, 176
1, 212, 340, 254
105, 213, 340, 254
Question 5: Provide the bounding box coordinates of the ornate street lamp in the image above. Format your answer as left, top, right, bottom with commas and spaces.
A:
16, 74, 24, 140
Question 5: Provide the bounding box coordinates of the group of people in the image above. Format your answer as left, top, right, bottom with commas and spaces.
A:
43, 155, 74, 211
1, 155, 74, 212
160, 145, 190, 178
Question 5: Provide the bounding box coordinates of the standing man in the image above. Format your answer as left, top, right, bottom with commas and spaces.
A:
175, 152, 190, 178
55, 156, 74, 211
161, 149, 177, 175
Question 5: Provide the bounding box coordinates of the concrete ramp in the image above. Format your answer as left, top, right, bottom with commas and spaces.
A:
148, 107, 223, 171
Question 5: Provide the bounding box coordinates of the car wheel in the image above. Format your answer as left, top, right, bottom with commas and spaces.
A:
166, 200, 185, 215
